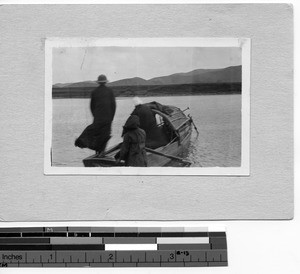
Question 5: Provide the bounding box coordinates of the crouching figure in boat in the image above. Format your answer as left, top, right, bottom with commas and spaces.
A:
115, 115, 148, 167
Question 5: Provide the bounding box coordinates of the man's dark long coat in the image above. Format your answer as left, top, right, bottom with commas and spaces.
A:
75, 84, 116, 152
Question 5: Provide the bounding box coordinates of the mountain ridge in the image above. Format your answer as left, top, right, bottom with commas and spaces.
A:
53, 65, 241, 88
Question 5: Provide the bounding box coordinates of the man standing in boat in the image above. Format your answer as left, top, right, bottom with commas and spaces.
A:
75, 74, 116, 155
116, 115, 147, 167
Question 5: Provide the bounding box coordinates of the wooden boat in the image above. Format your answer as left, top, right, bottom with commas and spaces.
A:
83, 102, 197, 167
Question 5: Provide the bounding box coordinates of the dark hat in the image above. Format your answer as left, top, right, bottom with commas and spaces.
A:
97, 74, 108, 83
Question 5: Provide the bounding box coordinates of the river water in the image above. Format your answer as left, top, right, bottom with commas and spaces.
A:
52, 95, 241, 167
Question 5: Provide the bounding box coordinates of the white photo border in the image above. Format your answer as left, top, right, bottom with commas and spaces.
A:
44, 37, 250, 176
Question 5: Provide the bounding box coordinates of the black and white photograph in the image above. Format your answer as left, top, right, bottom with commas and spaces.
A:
45, 38, 250, 175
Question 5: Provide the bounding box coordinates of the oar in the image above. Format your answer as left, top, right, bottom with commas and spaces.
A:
145, 147, 192, 166
103, 142, 122, 155
188, 114, 199, 135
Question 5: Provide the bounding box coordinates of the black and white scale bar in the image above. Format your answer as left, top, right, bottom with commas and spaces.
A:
0, 237, 210, 244
0, 243, 212, 251
0, 227, 227, 267
0, 232, 215, 238
0, 227, 225, 237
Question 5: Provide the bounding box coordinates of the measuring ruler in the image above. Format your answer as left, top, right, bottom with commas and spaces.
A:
0, 226, 227, 267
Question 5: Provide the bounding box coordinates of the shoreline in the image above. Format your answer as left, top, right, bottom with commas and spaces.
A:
52, 83, 241, 99
53, 92, 241, 99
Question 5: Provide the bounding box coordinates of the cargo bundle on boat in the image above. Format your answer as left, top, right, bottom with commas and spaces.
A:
83, 102, 198, 167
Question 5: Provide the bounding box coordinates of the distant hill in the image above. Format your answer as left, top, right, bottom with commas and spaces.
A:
61, 81, 99, 88
108, 77, 149, 87
146, 66, 241, 85
53, 65, 241, 88
53, 83, 73, 88
147, 68, 221, 85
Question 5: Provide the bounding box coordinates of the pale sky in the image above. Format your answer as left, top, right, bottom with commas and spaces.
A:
52, 47, 241, 84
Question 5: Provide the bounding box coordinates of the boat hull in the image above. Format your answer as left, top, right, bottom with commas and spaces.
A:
147, 125, 192, 167
83, 123, 192, 167
83, 102, 194, 168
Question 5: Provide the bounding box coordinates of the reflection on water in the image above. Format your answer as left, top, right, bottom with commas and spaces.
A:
52, 95, 241, 167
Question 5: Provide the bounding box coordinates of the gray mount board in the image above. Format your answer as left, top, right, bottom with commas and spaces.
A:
0, 4, 293, 221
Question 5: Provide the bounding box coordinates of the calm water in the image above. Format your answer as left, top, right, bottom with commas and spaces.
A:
52, 95, 241, 167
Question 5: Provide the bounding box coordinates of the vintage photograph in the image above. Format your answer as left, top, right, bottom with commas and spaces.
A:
45, 38, 250, 175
